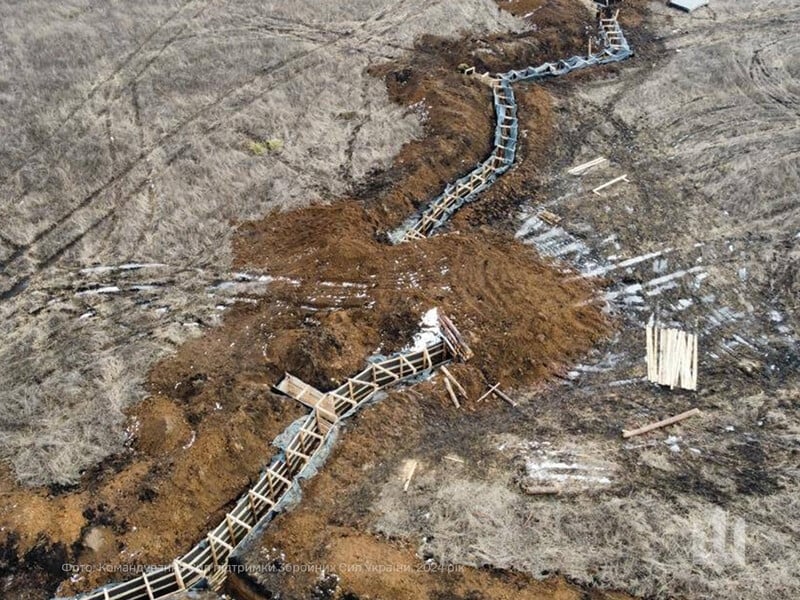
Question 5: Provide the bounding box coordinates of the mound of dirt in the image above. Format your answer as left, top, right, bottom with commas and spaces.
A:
236, 201, 609, 389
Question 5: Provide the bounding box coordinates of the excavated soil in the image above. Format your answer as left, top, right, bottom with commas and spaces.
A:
0, 1, 622, 598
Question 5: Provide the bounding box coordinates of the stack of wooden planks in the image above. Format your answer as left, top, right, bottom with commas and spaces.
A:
438, 312, 474, 362
646, 325, 698, 391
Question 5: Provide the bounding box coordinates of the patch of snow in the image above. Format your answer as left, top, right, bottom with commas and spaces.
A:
79, 262, 166, 274
75, 286, 121, 296
404, 307, 442, 352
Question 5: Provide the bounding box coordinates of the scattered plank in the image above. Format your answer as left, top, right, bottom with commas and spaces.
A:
444, 378, 461, 409
402, 460, 418, 492
538, 209, 562, 226
443, 454, 465, 464
477, 383, 500, 403
492, 387, 518, 408
441, 365, 468, 399
592, 174, 629, 195
568, 156, 607, 175
622, 408, 701, 438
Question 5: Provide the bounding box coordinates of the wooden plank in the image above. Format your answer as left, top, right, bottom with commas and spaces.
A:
622, 408, 701, 438
371, 361, 401, 383
141, 572, 155, 600
692, 332, 699, 390
440, 365, 467, 398
492, 387, 518, 407
592, 174, 628, 195
402, 460, 418, 492
172, 561, 186, 590
444, 378, 460, 409
274, 373, 325, 408
568, 156, 607, 175
477, 383, 500, 403
438, 312, 473, 361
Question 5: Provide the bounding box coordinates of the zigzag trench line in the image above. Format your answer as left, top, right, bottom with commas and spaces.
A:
61, 13, 632, 600
390, 15, 631, 242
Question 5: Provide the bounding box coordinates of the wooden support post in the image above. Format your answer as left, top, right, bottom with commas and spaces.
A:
622, 408, 701, 438
173, 561, 186, 590
141, 572, 155, 600
372, 361, 401, 383
249, 488, 274, 510
399, 354, 419, 375
207, 534, 220, 567
423, 346, 432, 369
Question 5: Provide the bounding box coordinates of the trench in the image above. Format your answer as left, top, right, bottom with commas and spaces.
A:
60, 11, 631, 600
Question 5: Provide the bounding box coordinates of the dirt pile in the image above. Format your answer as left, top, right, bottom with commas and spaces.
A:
236, 201, 608, 388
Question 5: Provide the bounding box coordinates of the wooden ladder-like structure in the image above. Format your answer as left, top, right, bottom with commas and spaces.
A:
393, 12, 631, 243
70, 338, 458, 600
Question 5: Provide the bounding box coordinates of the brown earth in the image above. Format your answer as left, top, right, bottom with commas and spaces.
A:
0, 0, 623, 598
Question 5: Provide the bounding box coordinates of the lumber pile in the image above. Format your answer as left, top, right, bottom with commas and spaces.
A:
438, 312, 474, 362
646, 325, 698, 390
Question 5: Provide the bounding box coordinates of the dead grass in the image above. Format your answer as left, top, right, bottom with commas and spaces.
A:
0, 0, 525, 487
374, 470, 800, 599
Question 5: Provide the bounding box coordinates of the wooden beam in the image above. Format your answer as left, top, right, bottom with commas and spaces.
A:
492, 387, 518, 408
477, 383, 500, 403
440, 365, 467, 398
568, 156, 607, 175
402, 460, 418, 492
622, 408, 701, 438
592, 174, 628, 195
444, 378, 460, 409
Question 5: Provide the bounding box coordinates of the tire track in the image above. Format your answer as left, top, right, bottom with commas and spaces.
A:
0, 4, 429, 296
0, 0, 207, 188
